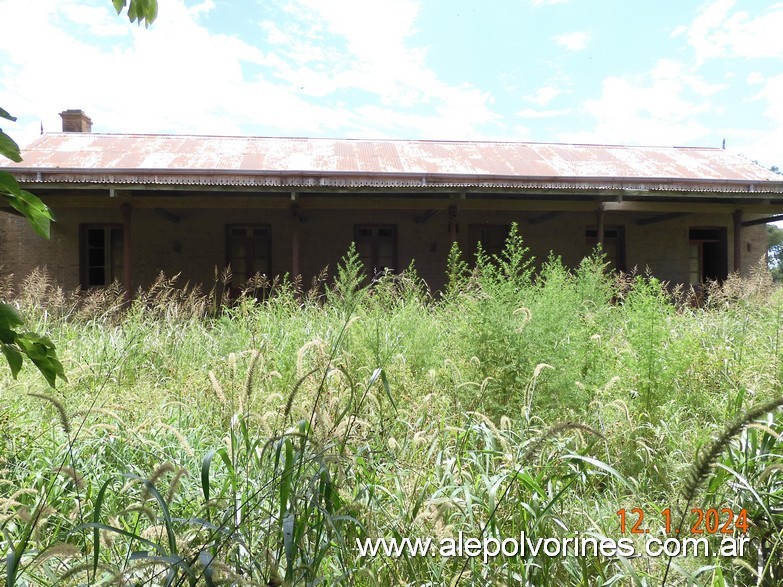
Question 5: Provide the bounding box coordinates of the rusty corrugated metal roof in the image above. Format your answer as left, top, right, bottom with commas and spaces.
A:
6, 133, 783, 192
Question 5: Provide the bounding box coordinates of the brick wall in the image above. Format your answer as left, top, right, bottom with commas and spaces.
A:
0, 204, 770, 294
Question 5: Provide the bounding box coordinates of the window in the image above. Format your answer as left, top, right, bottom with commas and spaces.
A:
688, 227, 727, 285
468, 224, 509, 260
586, 226, 626, 271
226, 225, 271, 287
355, 225, 397, 273
80, 225, 123, 288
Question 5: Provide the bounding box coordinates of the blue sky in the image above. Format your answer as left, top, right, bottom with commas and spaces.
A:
1, 0, 782, 167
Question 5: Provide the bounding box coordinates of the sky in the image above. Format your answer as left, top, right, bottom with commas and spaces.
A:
1, 0, 782, 168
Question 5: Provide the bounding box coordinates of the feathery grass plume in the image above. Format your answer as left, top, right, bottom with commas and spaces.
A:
609, 399, 633, 427
1, 499, 24, 512
155, 422, 195, 457
523, 364, 553, 420
465, 411, 509, 453
284, 367, 320, 419
53, 466, 86, 489
115, 557, 171, 582
166, 467, 188, 504
757, 463, 783, 484
514, 306, 532, 332
140, 523, 169, 544
521, 421, 606, 465
189, 556, 256, 586
680, 396, 783, 504
499, 415, 513, 431
28, 392, 71, 434
118, 504, 157, 524
142, 462, 177, 501
208, 370, 228, 404
57, 561, 115, 585
228, 351, 237, 381
87, 422, 120, 435
296, 338, 327, 375
15, 505, 33, 524
747, 422, 781, 440
6, 488, 39, 503
244, 348, 262, 405
73, 407, 127, 426
661, 396, 783, 587
27, 543, 81, 570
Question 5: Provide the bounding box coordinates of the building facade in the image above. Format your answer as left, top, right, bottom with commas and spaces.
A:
2, 110, 783, 297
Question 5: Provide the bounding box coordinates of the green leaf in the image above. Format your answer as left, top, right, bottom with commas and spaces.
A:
114, 0, 158, 26
0, 172, 54, 238
92, 477, 116, 577
146, 0, 158, 23
6, 190, 53, 239
0, 170, 23, 197
1, 345, 23, 378
0, 303, 24, 330
0, 108, 16, 122
0, 130, 22, 163
201, 449, 217, 504
15, 331, 67, 387
283, 511, 295, 579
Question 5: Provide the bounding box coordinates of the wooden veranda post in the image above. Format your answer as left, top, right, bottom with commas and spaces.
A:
121, 203, 133, 305
291, 200, 301, 277
733, 209, 743, 273
448, 204, 458, 244
595, 204, 605, 249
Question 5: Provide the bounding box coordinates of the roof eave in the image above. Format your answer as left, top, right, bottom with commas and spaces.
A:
7, 167, 783, 194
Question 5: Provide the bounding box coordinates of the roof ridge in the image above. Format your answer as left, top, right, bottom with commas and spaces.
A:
39, 132, 725, 151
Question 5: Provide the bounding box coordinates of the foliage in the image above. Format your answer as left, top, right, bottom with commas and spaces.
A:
0, 0, 156, 386
0, 110, 65, 387
112, 0, 158, 26
0, 109, 54, 238
768, 224, 783, 281
2, 239, 783, 585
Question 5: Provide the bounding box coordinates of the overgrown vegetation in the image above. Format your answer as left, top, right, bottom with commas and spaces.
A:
2, 227, 783, 586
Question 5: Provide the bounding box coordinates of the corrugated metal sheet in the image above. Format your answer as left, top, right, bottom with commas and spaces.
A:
6, 133, 783, 191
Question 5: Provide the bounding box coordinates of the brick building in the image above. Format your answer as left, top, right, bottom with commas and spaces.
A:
2, 109, 783, 297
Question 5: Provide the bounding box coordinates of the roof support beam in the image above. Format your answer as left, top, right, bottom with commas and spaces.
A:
152, 208, 181, 223
636, 212, 690, 226
528, 211, 564, 225
742, 214, 783, 227
415, 209, 438, 224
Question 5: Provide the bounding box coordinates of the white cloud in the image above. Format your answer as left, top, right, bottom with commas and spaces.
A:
524, 86, 562, 106
651, 59, 727, 96
516, 108, 571, 119
723, 73, 783, 164
684, 0, 783, 62
560, 60, 718, 146
0, 0, 499, 147
254, 0, 499, 137
553, 31, 590, 51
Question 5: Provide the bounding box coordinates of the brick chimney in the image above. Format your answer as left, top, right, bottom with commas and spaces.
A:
59, 109, 92, 133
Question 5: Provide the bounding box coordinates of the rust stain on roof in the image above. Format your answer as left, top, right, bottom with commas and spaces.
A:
6, 133, 783, 191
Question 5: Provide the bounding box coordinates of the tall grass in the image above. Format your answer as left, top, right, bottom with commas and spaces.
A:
2, 232, 783, 585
